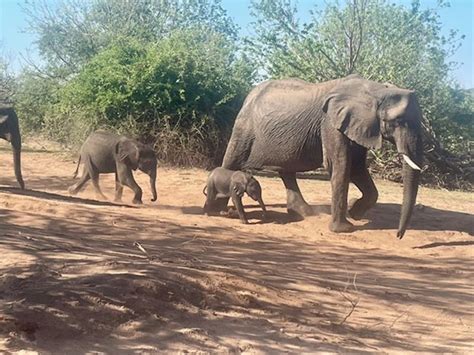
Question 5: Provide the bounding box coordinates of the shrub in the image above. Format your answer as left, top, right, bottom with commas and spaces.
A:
46, 29, 253, 165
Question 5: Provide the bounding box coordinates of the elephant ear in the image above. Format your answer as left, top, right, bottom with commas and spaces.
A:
117, 139, 140, 170
323, 91, 382, 150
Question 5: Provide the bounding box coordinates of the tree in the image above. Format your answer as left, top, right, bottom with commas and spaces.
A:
0, 50, 15, 103
58, 30, 252, 128
247, 0, 473, 189
22, 0, 239, 77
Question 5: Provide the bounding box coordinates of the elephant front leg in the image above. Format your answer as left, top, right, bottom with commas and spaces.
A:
114, 173, 124, 202
325, 133, 354, 233
117, 164, 142, 204
330, 169, 354, 233
231, 193, 248, 224
279, 172, 313, 218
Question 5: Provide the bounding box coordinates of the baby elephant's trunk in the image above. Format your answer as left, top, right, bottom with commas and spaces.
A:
257, 197, 267, 219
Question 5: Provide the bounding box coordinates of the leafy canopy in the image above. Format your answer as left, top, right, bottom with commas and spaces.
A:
59, 30, 253, 128
23, 0, 239, 76
247, 0, 472, 154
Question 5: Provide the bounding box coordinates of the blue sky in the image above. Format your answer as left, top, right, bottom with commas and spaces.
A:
1, 0, 473, 87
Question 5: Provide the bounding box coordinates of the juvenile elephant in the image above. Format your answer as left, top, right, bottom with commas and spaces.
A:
68, 131, 158, 204
203, 167, 266, 224
222, 74, 423, 238
0, 105, 25, 189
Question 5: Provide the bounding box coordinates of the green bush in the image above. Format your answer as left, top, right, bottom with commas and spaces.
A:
14, 73, 61, 134
46, 29, 253, 165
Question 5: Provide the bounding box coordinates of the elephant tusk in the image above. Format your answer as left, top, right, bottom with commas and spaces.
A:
402, 154, 421, 171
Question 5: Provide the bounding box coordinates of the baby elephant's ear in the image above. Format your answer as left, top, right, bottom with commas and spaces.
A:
117, 139, 140, 170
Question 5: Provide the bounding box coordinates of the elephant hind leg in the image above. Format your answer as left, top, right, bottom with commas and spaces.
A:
204, 197, 229, 215
348, 150, 378, 220
90, 173, 107, 200
68, 166, 90, 195
279, 172, 313, 218
84, 157, 107, 200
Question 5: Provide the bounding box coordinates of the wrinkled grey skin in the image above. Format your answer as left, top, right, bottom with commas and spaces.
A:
0, 106, 25, 189
203, 167, 266, 224
69, 131, 158, 204
222, 74, 423, 239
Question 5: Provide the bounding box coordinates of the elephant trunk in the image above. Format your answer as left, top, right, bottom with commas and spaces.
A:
397, 136, 423, 239
11, 130, 25, 190
149, 168, 157, 202
258, 197, 267, 220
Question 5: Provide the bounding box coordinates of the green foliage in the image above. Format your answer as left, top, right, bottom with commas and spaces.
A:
14, 72, 61, 134
37, 28, 253, 165
0, 53, 15, 103
60, 30, 251, 126
22, 0, 238, 77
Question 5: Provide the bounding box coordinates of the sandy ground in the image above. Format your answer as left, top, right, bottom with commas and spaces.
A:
0, 141, 473, 354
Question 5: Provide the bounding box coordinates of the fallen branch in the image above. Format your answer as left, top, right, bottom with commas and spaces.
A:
133, 241, 151, 259
338, 272, 360, 325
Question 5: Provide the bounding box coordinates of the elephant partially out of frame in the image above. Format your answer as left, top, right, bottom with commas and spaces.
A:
0, 105, 25, 189
222, 74, 423, 239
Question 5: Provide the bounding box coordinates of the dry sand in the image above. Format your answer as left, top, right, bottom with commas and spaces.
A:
0, 141, 473, 353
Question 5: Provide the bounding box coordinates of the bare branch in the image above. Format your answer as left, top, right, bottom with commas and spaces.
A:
338, 272, 360, 325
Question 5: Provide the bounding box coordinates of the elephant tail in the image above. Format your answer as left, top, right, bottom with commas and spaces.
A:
202, 185, 208, 196
72, 155, 82, 179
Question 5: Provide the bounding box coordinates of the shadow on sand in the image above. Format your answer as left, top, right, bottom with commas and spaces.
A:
1, 203, 472, 353
0, 186, 135, 208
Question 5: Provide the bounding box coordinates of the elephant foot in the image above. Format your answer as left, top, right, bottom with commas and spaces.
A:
132, 198, 143, 205
348, 198, 373, 220
222, 208, 239, 219
287, 203, 313, 219
329, 220, 354, 233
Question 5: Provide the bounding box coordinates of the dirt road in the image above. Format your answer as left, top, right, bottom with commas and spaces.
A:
1, 144, 473, 353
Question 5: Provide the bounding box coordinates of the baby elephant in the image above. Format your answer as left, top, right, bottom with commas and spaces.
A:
203, 167, 266, 224
68, 131, 158, 204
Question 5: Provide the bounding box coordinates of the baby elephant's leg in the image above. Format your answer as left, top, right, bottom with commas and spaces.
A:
231, 193, 248, 224
68, 167, 90, 195
117, 163, 142, 204
86, 158, 107, 200
114, 172, 124, 202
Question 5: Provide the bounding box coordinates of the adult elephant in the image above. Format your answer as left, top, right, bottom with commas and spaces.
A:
0, 105, 25, 189
222, 74, 423, 239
